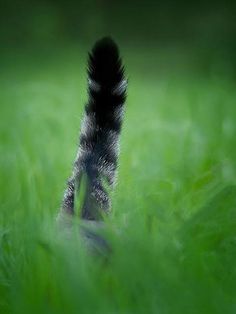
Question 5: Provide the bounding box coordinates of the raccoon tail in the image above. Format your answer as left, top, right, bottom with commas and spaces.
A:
61, 37, 127, 221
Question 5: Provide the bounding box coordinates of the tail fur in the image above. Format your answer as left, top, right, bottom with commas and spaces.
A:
61, 37, 127, 221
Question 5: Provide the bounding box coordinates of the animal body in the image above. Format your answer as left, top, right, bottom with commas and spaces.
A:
59, 37, 127, 229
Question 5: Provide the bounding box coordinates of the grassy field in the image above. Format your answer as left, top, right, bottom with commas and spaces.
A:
1, 42, 236, 314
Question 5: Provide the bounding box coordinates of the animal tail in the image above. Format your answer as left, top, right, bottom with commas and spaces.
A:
61, 37, 127, 221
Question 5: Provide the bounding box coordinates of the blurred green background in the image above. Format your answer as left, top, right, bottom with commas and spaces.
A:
1, 1, 236, 313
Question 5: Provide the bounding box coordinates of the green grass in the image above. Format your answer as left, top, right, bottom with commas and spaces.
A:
1, 42, 236, 314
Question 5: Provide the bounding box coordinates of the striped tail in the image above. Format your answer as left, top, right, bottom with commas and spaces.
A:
61, 37, 127, 221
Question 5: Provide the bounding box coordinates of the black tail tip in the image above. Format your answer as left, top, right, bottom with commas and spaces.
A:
91, 37, 119, 60
88, 37, 124, 86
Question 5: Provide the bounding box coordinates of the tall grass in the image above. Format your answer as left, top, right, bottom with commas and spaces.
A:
0, 42, 236, 314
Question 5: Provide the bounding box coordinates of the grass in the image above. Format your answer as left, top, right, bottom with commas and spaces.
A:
0, 42, 236, 314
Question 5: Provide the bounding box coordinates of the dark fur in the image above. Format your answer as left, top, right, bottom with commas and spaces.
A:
60, 37, 127, 221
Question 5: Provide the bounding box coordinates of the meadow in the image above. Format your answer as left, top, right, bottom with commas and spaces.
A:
0, 41, 236, 313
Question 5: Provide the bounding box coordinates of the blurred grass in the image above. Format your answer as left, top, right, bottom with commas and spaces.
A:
0, 42, 236, 314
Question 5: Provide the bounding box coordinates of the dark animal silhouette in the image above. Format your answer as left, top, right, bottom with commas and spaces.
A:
59, 37, 127, 228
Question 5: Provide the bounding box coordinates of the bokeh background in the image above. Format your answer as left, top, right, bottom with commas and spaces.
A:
1, 0, 236, 48
1, 0, 236, 69
1, 1, 236, 313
